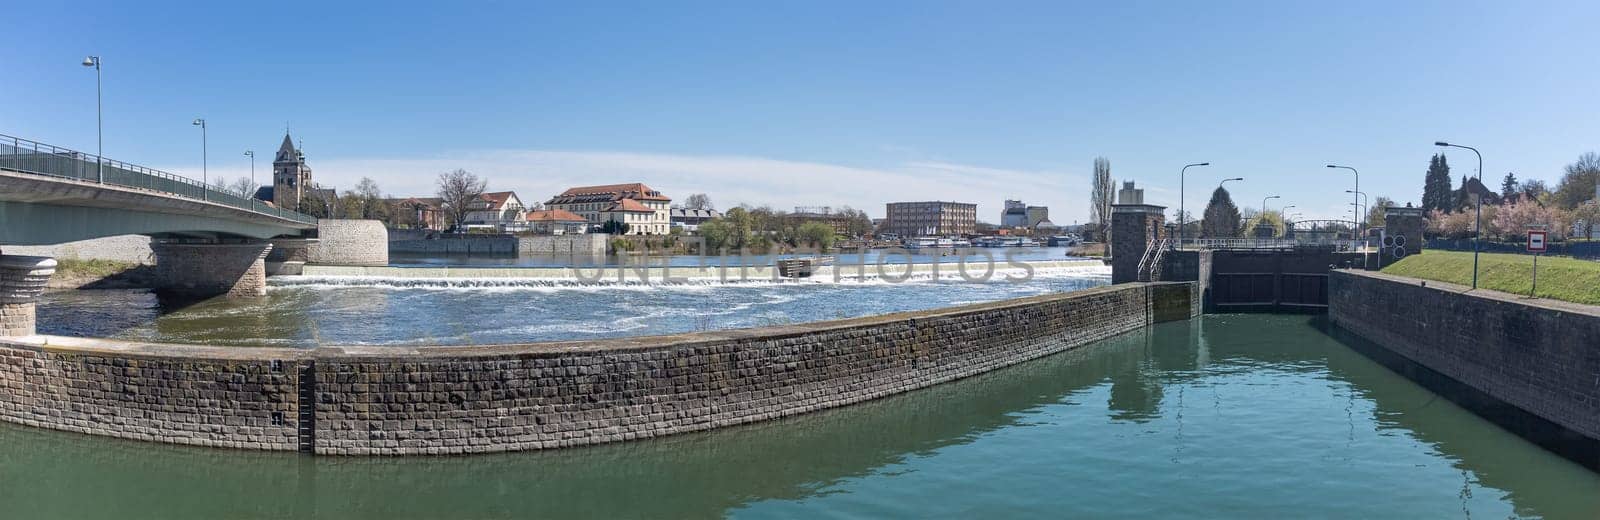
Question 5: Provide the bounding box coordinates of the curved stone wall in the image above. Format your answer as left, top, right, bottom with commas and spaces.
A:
309, 219, 388, 266
0, 282, 1195, 455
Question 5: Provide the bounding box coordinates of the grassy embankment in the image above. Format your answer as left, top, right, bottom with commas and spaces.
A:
1380, 249, 1600, 305
48, 258, 144, 289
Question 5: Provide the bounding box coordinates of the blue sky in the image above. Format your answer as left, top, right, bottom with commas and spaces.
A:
4, 1, 1596, 223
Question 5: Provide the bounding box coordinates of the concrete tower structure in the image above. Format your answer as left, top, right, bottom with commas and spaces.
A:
272, 134, 312, 211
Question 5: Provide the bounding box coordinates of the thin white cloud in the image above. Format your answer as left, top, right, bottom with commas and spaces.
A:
172, 149, 1089, 222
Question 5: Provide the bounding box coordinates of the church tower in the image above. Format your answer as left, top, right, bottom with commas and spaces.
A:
272, 133, 312, 210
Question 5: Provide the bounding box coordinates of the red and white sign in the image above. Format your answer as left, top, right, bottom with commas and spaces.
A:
1527, 230, 1548, 253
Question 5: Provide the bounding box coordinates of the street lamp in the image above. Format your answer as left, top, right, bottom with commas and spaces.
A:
1326, 164, 1360, 237
1217, 177, 1243, 190
244, 150, 255, 196
192, 118, 207, 200
1344, 190, 1368, 229
1436, 141, 1484, 289
81, 55, 102, 183
1180, 162, 1210, 244
1262, 195, 1281, 214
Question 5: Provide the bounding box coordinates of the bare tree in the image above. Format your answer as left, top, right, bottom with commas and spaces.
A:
436, 169, 487, 230
1090, 157, 1114, 240
684, 193, 714, 211
228, 176, 260, 198
352, 177, 388, 220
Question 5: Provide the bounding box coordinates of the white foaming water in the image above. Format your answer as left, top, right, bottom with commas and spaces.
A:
268, 265, 1110, 292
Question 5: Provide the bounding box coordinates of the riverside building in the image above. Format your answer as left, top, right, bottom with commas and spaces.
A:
546, 183, 672, 235
883, 201, 977, 237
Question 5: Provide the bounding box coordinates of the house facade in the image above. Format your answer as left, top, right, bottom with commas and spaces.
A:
546, 183, 672, 235
525, 209, 589, 235
387, 197, 447, 230
670, 208, 721, 234
463, 191, 529, 232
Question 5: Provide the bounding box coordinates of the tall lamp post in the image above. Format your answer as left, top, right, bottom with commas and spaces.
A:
1279, 205, 1296, 238
81, 56, 102, 183
1262, 195, 1280, 214
244, 150, 255, 195
1326, 164, 1360, 237
1344, 190, 1368, 229
1218, 177, 1243, 190
192, 118, 207, 200
1435, 141, 1483, 289
1180, 162, 1210, 244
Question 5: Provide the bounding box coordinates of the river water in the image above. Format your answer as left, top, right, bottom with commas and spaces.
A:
36, 265, 1110, 347
1, 314, 1594, 519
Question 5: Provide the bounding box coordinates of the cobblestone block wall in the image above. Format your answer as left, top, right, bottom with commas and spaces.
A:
0, 303, 33, 336
0, 342, 305, 450
0, 282, 1194, 455
152, 242, 272, 297
1330, 270, 1599, 466
516, 234, 609, 255
313, 282, 1191, 455
309, 219, 388, 265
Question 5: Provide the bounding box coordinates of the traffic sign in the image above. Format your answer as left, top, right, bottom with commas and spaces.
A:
1527, 230, 1548, 253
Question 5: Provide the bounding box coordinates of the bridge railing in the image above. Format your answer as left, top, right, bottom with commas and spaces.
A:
0, 133, 317, 225
1173, 237, 1371, 252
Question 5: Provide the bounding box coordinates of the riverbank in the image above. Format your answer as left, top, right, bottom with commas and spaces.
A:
1381, 250, 1600, 304
44, 258, 155, 290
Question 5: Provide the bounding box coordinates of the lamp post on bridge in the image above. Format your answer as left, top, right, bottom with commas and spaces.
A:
244, 150, 255, 195
1179, 162, 1210, 245
81, 56, 102, 183
1436, 141, 1483, 289
192, 119, 207, 201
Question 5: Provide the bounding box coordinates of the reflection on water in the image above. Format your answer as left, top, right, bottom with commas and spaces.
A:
1, 315, 1594, 519
35, 267, 1110, 347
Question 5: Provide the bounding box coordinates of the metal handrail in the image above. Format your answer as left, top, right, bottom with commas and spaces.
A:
0, 132, 317, 225
1172, 237, 1370, 252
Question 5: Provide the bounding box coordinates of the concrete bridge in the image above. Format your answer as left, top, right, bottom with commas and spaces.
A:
0, 132, 381, 337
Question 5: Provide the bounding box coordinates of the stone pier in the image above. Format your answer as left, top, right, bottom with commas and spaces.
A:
151, 242, 273, 297
0, 255, 57, 336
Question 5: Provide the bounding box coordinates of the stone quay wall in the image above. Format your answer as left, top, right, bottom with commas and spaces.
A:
0, 341, 305, 450
389, 234, 610, 256
1329, 270, 1600, 468
389, 235, 517, 255
0, 282, 1194, 455
516, 234, 609, 256
309, 219, 388, 266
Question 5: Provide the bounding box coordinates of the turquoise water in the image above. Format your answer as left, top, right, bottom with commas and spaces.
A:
2, 314, 1595, 518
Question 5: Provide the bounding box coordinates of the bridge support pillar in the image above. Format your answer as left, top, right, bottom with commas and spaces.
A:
151, 242, 273, 298
0, 255, 58, 336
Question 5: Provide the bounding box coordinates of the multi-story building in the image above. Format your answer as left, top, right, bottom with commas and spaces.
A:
546, 183, 672, 235
1000, 200, 1049, 229
883, 201, 977, 237
670, 208, 721, 234
463, 191, 529, 232
1001, 200, 1028, 228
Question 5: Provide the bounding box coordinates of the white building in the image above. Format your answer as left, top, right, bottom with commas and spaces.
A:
463, 191, 529, 232
546, 183, 672, 235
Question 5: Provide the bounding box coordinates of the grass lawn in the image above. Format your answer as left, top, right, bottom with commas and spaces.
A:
1381, 249, 1600, 305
